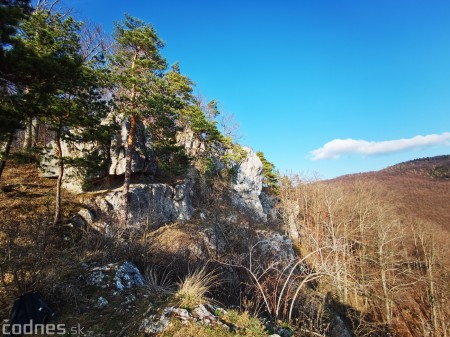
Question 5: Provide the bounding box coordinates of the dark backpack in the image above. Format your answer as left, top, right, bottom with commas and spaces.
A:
4, 291, 54, 336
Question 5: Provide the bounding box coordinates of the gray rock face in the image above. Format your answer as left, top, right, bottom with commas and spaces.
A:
176, 128, 206, 157
255, 230, 296, 265
173, 180, 193, 221
232, 147, 263, 197
39, 141, 60, 179
231, 147, 267, 221
283, 200, 301, 242
109, 117, 156, 176
40, 123, 277, 229
39, 140, 98, 193
39, 115, 156, 193
260, 191, 280, 223
90, 180, 193, 229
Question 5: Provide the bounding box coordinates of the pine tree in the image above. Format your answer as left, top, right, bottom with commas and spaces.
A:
256, 151, 280, 193
110, 14, 167, 224
0, 0, 31, 178
19, 8, 109, 224
150, 63, 193, 176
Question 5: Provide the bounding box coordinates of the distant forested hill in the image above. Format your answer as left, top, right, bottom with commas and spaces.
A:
330, 155, 450, 230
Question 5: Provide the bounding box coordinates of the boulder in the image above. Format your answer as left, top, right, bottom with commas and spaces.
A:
192, 304, 216, 321
140, 304, 226, 334
85, 261, 145, 292
95, 297, 108, 308
276, 327, 294, 337
139, 314, 170, 334
114, 261, 145, 291
169, 308, 190, 321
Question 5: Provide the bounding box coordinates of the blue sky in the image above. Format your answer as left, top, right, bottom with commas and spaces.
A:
65, 0, 450, 178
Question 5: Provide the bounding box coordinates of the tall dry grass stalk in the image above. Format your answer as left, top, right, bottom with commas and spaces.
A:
145, 265, 174, 294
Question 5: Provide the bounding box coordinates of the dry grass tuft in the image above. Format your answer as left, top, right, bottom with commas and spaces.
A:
175, 265, 220, 309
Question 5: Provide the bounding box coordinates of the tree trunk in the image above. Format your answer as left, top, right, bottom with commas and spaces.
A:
379, 245, 392, 325
121, 113, 137, 225
0, 133, 14, 180
342, 240, 349, 304
428, 266, 438, 337
31, 118, 39, 147
359, 213, 369, 310
23, 117, 33, 150
121, 51, 138, 227
53, 132, 64, 226
425, 241, 439, 337
23, 118, 39, 150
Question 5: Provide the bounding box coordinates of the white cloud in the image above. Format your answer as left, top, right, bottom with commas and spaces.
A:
311, 132, 450, 160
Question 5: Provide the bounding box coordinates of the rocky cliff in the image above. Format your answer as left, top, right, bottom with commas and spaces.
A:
71, 148, 277, 233
41, 121, 277, 232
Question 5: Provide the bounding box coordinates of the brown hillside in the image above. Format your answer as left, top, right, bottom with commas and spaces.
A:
330, 155, 450, 231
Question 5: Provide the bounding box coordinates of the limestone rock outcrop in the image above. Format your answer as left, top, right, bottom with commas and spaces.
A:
39, 140, 102, 193
39, 122, 277, 229
85, 180, 193, 231
108, 117, 156, 176
176, 128, 206, 157
39, 115, 156, 193
255, 230, 296, 264
231, 147, 267, 221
